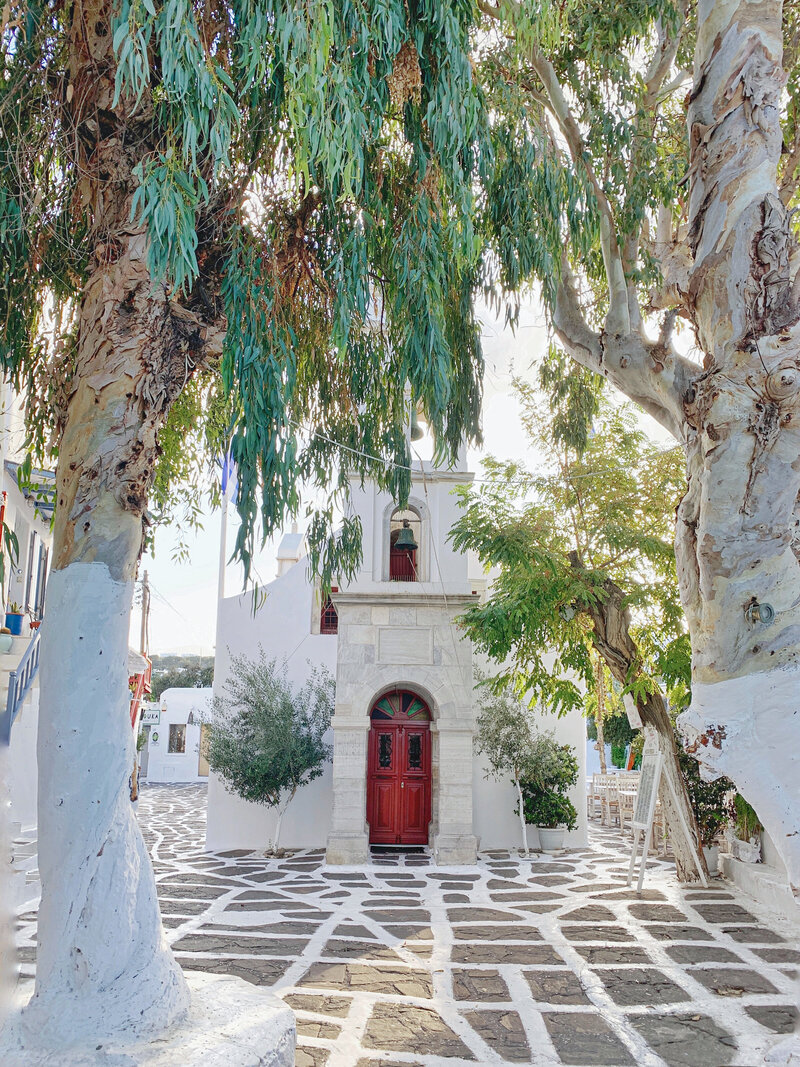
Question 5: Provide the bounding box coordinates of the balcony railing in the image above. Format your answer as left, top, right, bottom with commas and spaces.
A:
0, 625, 41, 745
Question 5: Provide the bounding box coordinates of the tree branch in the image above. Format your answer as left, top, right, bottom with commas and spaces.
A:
525, 47, 630, 336
553, 261, 695, 443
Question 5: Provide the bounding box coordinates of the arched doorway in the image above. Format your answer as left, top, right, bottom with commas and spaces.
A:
366, 689, 432, 846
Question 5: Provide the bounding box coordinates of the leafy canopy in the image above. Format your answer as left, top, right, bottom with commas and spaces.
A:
0, 0, 488, 582
451, 375, 686, 713
206, 651, 334, 808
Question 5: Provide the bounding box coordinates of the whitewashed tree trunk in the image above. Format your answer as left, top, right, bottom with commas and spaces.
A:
549, 0, 800, 891
11, 212, 206, 1045
19, 566, 189, 1047
515, 777, 529, 856
592, 653, 608, 774
674, 0, 800, 892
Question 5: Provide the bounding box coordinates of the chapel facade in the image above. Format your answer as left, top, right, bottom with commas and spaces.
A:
205, 443, 587, 862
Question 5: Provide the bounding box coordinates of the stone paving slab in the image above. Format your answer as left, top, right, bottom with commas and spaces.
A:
12, 784, 800, 1067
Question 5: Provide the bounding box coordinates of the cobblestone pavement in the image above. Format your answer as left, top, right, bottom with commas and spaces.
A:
14, 784, 800, 1066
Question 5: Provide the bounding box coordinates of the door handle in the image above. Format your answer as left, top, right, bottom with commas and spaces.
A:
401, 781, 404, 788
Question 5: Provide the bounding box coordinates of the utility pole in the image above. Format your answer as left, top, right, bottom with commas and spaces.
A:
140, 569, 150, 656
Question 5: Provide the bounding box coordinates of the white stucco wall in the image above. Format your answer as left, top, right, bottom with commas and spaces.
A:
6, 652, 38, 831
205, 561, 338, 851
144, 687, 213, 784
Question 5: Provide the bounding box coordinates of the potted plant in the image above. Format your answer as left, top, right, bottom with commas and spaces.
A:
676, 736, 732, 875
5, 602, 24, 636
521, 736, 579, 852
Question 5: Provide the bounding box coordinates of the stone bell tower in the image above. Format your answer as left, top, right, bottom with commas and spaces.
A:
325, 439, 478, 865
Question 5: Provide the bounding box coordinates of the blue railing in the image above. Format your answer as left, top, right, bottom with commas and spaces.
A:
0, 626, 41, 745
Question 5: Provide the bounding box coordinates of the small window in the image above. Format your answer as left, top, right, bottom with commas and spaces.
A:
320, 588, 338, 634
168, 724, 186, 753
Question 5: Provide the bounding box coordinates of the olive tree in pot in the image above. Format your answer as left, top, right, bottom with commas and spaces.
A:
206, 651, 334, 854
521, 736, 579, 853
473, 677, 542, 858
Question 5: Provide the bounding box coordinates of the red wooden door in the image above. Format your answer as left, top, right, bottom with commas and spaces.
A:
367, 691, 431, 845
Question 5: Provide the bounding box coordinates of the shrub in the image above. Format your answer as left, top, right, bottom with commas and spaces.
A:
520, 736, 579, 830
522, 790, 578, 831
207, 651, 334, 849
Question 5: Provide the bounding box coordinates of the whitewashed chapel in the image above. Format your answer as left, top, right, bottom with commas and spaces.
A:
206, 444, 587, 863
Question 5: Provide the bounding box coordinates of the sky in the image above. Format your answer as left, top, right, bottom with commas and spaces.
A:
132, 297, 671, 656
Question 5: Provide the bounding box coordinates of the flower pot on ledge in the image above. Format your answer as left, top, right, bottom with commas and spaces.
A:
4, 613, 23, 636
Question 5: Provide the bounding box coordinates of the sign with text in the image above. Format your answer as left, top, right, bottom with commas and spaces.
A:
141, 707, 160, 726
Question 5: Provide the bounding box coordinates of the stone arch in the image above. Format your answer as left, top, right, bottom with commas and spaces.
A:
380, 497, 430, 582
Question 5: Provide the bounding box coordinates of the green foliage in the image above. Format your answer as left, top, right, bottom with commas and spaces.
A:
206, 651, 333, 809
0, 0, 487, 585
519, 736, 579, 829
731, 794, 763, 842
587, 710, 636, 750
610, 742, 627, 769
150, 656, 215, 701
473, 676, 541, 783
451, 383, 686, 713
675, 738, 732, 848
522, 790, 578, 832
475, 0, 690, 316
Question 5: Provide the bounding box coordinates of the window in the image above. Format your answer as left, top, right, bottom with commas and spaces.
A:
389, 508, 421, 581
168, 724, 186, 753
320, 588, 338, 634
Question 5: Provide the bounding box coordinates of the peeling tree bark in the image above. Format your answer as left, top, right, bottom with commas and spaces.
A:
675, 0, 800, 892
11, 0, 226, 1048
541, 0, 800, 891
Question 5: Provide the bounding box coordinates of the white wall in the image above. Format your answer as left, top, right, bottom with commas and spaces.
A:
145, 687, 212, 784
472, 704, 588, 851
205, 561, 338, 850
6, 645, 38, 831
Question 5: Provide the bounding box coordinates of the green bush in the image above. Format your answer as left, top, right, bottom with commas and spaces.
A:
675, 734, 733, 847
522, 790, 578, 831
520, 738, 579, 830
610, 742, 627, 769
207, 651, 334, 849
731, 794, 762, 841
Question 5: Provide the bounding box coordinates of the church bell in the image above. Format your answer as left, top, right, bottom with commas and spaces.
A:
395, 519, 418, 551
409, 406, 424, 442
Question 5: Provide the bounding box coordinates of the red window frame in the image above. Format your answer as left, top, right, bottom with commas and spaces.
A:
320, 587, 338, 634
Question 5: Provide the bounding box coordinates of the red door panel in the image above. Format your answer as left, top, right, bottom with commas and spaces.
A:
367, 694, 431, 846
370, 781, 397, 838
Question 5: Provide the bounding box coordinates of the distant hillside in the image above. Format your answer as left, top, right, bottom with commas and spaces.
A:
149, 654, 214, 701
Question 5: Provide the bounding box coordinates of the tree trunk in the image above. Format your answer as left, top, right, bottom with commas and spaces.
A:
584, 573, 708, 883
675, 0, 800, 893
592, 652, 608, 773
515, 777, 529, 856
15, 229, 201, 1048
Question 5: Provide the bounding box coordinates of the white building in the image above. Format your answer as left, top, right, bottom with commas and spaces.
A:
207, 445, 588, 862
139, 688, 213, 784
0, 382, 56, 835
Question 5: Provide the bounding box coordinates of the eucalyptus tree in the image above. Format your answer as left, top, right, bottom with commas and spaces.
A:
0, 3, 484, 1049
476, 0, 800, 889
452, 383, 708, 880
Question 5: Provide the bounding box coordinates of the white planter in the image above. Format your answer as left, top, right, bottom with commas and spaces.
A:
0, 633, 12, 653
702, 844, 719, 875
538, 826, 566, 852
730, 835, 761, 863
